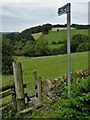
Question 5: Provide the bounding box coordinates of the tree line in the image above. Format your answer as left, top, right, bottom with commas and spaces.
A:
22, 23, 90, 34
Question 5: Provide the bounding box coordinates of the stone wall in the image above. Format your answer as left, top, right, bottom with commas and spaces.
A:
42, 69, 89, 99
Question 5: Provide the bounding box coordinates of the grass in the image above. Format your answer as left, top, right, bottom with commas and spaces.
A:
1, 51, 88, 105
48, 44, 63, 49
2, 28, 88, 85
2, 76, 90, 119
2, 51, 88, 85
31, 28, 88, 50
32, 32, 42, 40
41, 29, 88, 44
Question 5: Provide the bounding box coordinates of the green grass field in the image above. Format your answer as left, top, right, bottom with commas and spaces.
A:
2, 51, 88, 85
32, 32, 42, 40
41, 29, 88, 44
31, 28, 88, 49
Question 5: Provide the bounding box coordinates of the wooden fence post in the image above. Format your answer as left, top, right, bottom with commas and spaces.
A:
37, 76, 42, 102
11, 87, 17, 110
13, 61, 25, 112
33, 71, 38, 97
33, 71, 37, 83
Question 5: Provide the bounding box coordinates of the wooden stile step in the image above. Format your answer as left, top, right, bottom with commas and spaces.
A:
19, 107, 33, 114
32, 97, 42, 109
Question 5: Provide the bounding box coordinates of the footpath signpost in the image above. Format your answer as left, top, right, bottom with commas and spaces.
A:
58, 3, 71, 97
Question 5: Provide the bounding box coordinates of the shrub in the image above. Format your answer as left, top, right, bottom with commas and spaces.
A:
71, 34, 89, 53
51, 41, 57, 45
22, 41, 36, 57
59, 40, 67, 54
54, 76, 90, 119
77, 43, 89, 52
2, 37, 14, 74
35, 39, 49, 56
21, 31, 35, 41
57, 41, 64, 44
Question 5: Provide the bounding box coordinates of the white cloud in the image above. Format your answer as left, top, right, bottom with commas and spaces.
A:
1, 0, 89, 2
0, 1, 89, 32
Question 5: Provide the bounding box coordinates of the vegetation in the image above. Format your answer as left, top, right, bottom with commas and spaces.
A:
2, 75, 90, 119
32, 32, 42, 40
53, 24, 90, 29
71, 34, 89, 53
2, 24, 89, 58
2, 51, 88, 85
41, 29, 88, 44
2, 23, 89, 75
77, 43, 89, 52
2, 35, 14, 75
26, 76, 90, 119
1, 23, 90, 119
22, 23, 52, 34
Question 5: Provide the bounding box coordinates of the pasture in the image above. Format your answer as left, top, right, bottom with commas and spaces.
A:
32, 28, 88, 42
32, 28, 88, 49
2, 51, 88, 85
32, 32, 42, 40
42, 29, 88, 44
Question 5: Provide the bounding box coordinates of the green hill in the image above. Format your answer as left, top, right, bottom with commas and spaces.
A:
41, 29, 88, 44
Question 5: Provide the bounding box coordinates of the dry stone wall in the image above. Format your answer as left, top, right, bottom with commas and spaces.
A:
42, 69, 89, 99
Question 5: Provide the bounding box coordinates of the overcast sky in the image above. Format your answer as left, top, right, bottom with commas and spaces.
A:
0, 0, 89, 32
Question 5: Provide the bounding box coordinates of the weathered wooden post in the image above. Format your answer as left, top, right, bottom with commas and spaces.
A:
33, 70, 37, 83
11, 87, 17, 110
13, 61, 25, 112
33, 71, 38, 97
37, 76, 42, 101
32, 72, 42, 108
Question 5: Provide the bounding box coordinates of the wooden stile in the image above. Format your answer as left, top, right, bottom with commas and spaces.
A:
19, 107, 33, 114
33, 71, 38, 97
32, 97, 42, 108
11, 87, 17, 110
33, 71, 37, 83
0, 90, 12, 99
37, 76, 42, 102
0, 83, 14, 92
0, 100, 12, 108
13, 61, 25, 111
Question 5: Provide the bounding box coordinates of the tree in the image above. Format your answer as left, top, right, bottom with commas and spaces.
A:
51, 41, 57, 45
22, 41, 35, 57
21, 32, 35, 41
59, 43, 67, 54
71, 34, 89, 53
42, 26, 49, 34
77, 43, 89, 52
35, 39, 49, 56
2, 35, 14, 74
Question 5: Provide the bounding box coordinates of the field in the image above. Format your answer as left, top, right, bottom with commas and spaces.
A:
32, 32, 42, 40
32, 28, 88, 43
2, 51, 88, 85
32, 28, 88, 49
42, 29, 88, 44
